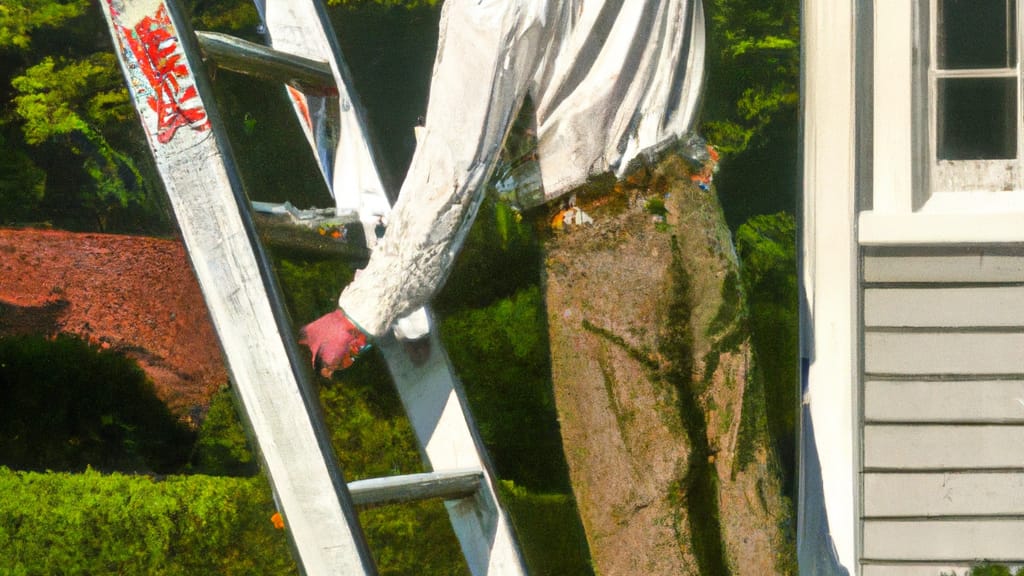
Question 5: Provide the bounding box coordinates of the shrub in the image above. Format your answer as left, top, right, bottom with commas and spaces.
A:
0, 467, 295, 575
0, 334, 194, 473
190, 386, 257, 477
500, 481, 594, 576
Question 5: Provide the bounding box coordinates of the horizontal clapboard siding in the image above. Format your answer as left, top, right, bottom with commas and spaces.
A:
863, 247, 1024, 283
864, 472, 1024, 516
864, 287, 1024, 327
860, 247, 1024, 569
864, 425, 1024, 469
862, 519, 1024, 562
862, 566, 972, 576
865, 332, 1024, 375
864, 380, 1024, 422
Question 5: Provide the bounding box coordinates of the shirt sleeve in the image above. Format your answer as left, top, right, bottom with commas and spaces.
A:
337, 0, 549, 337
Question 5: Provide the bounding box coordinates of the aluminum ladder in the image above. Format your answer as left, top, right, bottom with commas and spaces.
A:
98, 1, 527, 573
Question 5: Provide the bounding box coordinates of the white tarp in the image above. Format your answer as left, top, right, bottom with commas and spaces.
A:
339, 0, 706, 337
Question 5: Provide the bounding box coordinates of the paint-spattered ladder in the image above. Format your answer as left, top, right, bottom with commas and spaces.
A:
98, 1, 527, 574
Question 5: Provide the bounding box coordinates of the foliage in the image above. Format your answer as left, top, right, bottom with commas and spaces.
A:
328, 0, 440, 8
275, 257, 355, 324
0, 334, 194, 474
703, 0, 800, 154
500, 481, 594, 576
359, 502, 469, 576
0, 133, 46, 221
645, 196, 669, 217
735, 212, 798, 495
12, 54, 131, 145
434, 197, 541, 313
319, 354, 423, 479
184, 1, 259, 33
441, 287, 569, 491
190, 386, 257, 477
11, 53, 151, 227
0, 467, 296, 575
309, 354, 470, 575
736, 212, 797, 280
0, 0, 87, 50
713, 105, 800, 230
966, 565, 1024, 576
702, 0, 800, 234
0, 0, 168, 232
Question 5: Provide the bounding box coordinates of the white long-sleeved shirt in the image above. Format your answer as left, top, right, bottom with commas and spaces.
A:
340, 0, 705, 337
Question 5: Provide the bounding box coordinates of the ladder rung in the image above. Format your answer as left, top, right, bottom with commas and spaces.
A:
348, 469, 483, 507
195, 30, 334, 92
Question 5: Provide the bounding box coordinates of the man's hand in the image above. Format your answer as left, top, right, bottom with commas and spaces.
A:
298, 309, 370, 378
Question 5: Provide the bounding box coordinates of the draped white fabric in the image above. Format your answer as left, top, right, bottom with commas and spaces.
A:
339, 0, 705, 336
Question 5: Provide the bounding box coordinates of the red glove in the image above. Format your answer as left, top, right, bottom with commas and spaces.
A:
298, 309, 370, 377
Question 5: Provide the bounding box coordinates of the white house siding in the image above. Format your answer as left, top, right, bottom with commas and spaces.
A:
860, 246, 1024, 571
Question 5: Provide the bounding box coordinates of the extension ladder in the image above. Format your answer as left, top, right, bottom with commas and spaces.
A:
98, 1, 527, 574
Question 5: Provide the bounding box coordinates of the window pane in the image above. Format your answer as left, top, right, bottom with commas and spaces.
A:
937, 77, 1017, 160
938, 0, 1015, 69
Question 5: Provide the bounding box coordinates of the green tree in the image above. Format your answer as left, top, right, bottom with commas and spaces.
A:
0, 0, 172, 232
441, 287, 568, 491
184, 0, 259, 32
968, 565, 1024, 576
703, 0, 799, 154
735, 212, 798, 494
0, 132, 45, 221
0, 0, 87, 50
11, 53, 152, 230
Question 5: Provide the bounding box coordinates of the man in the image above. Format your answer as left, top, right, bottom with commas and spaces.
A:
301, 0, 705, 376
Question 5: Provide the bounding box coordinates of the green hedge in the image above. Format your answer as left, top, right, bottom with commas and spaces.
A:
500, 481, 594, 576
735, 212, 798, 495
0, 467, 295, 575
0, 334, 194, 473
440, 287, 570, 492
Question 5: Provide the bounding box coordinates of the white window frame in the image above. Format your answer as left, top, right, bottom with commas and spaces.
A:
861, 0, 1024, 244
930, 0, 1019, 195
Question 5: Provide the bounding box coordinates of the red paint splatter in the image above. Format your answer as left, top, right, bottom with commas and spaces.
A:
287, 85, 313, 132
109, 2, 209, 144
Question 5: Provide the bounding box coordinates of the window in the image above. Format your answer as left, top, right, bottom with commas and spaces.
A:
861, 0, 1024, 244
931, 0, 1020, 192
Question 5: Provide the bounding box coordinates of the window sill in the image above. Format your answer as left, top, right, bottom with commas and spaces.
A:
859, 208, 1024, 245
